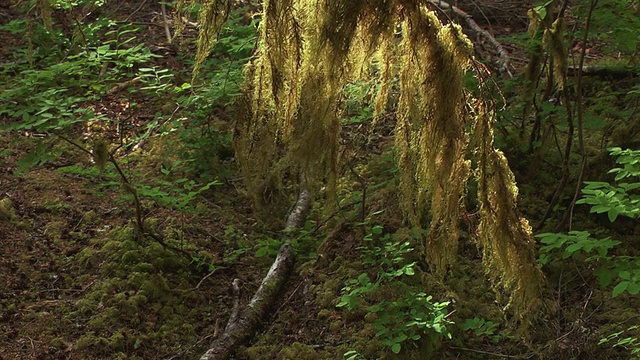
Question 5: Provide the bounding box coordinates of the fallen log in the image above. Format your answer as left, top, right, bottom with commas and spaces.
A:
199, 188, 311, 360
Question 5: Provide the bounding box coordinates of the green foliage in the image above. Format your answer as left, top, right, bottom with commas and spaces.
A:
15, 140, 58, 175
578, 148, 640, 222
338, 224, 452, 355
136, 177, 220, 212
158, 8, 258, 178
0, 19, 155, 134
344, 349, 366, 360
255, 237, 282, 258
600, 325, 640, 357
460, 317, 502, 343
537, 148, 640, 301
536, 231, 640, 298
221, 225, 250, 264
341, 81, 376, 126
573, 0, 640, 56
254, 227, 319, 259
537, 231, 620, 266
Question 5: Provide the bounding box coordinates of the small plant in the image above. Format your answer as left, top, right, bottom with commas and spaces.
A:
343, 349, 366, 360
254, 237, 282, 258
599, 325, 640, 358
536, 231, 620, 266
338, 224, 452, 355
536, 231, 640, 298
137, 176, 220, 212
460, 317, 501, 343
578, 147, 640, 222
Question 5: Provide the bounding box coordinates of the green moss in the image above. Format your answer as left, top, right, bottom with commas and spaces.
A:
0, 198, 17, 221
75, 333, 108, 350
139, 274, 170, 301
88, 316, 105, 330
246, 345, 277, 359
159, 306, 174, 318
50, 337, 66, 349
317, 309, 331, 320
127, 272, 147, 289
121, 250, 140, 264
329, 320, 343, 333
128, 294, 148, 308
83, 210, 98, 224
109, 331, 125, 351
314, 277, 343, 308
132, 262, 155, 273
277, 342, 322, 359
101, 240, 123, 254
74, 298, 95, 315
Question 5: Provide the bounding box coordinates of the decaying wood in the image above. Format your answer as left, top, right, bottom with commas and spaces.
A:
105, 76, 142, 95
430, 0, 514, 77
199, 188, 311, 360
225, 279, 241, 331
567, 65, 638, 79
285, 188, 311, 230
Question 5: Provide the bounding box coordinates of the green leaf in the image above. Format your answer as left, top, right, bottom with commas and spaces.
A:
595, 268, 616, 287
627, 282, 640, 295
608, 208, 620, 223
612, 281, 629, 298
565, 243, 583, 256
391, 343, 401, 354
620, 271, 631, 280
357, 273, 370, 286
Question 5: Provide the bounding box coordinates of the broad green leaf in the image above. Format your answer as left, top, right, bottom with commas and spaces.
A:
612, 281, 629, 298
627, 282, 640, 295
620, 271, 631, 280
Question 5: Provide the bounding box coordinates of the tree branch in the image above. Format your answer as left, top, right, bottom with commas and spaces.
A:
429, 0, 513, 77
199, 188, 311, 359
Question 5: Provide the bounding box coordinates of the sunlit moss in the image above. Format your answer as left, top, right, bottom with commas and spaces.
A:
0, 198, 17, 221
193, 0, 545, 326
473, 105, 546, 328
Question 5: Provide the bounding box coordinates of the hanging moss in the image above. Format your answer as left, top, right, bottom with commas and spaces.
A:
543, 17, 568, 89
194, 0, 546, 326
392, 8, 473, 275
473, 104, 545, 327
174, 0, 232, 80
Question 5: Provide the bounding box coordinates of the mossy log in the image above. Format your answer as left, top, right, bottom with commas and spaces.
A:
199, 189, 310, 360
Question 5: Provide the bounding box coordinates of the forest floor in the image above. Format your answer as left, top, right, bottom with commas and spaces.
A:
1, 1, 639, 360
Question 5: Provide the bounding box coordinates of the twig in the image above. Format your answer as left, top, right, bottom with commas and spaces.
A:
56, 134, 193, 260
105, 76, 142, 95
346, 160, 367, 223
558, 0, 599, 232
429, 0, 513, 77
124, 0, 149, 22
311, 200, 361, 235
196, 267, 222, 289
160, 1, 173, 44
449, 346, 532, 359
266, 280, 304, 334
